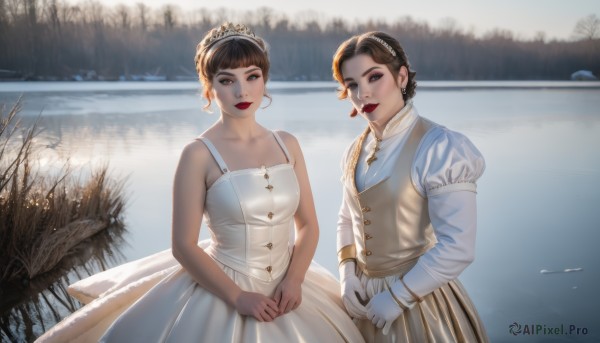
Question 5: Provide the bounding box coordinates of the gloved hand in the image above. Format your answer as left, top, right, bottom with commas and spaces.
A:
366, 280, 414, 335
366, 289, 403, 334
339, 261, 367, 319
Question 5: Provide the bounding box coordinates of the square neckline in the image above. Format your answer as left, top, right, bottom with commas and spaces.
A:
197, 131, 294, 192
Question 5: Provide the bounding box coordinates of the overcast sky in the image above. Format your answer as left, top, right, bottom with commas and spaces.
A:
81, 0, 597, 40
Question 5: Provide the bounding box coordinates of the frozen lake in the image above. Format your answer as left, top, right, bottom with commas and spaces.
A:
1, 80, 599, 342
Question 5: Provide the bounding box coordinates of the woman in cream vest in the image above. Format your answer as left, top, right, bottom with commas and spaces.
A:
332, 31, 489, 342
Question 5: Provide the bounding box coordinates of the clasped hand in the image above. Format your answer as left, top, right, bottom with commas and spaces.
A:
234, 277, 302, 322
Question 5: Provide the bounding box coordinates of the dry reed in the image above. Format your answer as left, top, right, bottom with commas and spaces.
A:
0, 97, 126, 295
0, 97, 128, 341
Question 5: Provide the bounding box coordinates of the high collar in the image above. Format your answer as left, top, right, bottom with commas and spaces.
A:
367, 101, 418, 142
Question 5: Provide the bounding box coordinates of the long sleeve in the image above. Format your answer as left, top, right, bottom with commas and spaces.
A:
401, 191, 478, 298
399, 127, 485, 301
337, 189, 356, 252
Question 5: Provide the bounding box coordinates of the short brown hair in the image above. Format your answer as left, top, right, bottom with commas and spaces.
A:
332, 31, 417, 117
195, 24, 270, 109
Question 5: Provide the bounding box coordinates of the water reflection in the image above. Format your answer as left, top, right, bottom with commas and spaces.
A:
1, 83, 599, 342
0, 222, 126, 342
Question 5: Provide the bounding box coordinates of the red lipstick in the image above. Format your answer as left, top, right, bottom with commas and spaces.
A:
362, 104, 379, 113
235, 102, 252, 110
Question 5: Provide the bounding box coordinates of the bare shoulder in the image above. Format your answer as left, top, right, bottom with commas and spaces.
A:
178, 138, 212, 170
274, 130, 305, 168
274, 130, 301, 151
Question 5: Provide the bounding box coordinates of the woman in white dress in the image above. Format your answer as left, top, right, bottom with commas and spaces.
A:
36, 23, 364, 343
332, 31, 489, 342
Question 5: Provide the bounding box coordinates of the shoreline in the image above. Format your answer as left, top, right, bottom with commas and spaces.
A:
1, 80, 600, 94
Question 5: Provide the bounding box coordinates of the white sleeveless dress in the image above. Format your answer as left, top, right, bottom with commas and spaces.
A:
36, 132, 365, 343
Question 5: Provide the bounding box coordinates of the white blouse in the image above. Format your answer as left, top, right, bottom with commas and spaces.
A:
337, 102, 485, 303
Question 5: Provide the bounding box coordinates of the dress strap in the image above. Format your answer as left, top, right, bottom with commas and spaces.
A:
197, 137, 229, 173
272, 131, 292, 163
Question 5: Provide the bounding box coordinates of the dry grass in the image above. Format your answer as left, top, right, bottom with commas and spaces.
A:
0, 97, 128, 341
0, 97, 126, 288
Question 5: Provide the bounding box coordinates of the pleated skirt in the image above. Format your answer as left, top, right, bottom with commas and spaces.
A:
355, 272, 489, 343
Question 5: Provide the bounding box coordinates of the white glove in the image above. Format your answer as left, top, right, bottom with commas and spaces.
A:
366, 281, 414, 335
339, 261, 367, 319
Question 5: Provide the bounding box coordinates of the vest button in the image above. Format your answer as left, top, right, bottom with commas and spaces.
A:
365, 233, 373, 240
361, 206, 371, 212
266, 266, 272, 272
363, 219, 371, 225
362, 250, 372, 256
267, 212, 274, 219
265, 242, 273, 249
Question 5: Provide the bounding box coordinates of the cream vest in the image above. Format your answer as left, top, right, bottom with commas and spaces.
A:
344, 117, 437, 277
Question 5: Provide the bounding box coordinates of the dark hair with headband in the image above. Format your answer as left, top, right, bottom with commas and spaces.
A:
195, 23, 270, 110
332, 31, 417, 117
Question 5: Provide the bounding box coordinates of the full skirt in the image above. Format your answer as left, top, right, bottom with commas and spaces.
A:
36, 240, 365, 343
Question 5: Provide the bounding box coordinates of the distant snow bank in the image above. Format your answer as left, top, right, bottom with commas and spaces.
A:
571, 70, 597, 81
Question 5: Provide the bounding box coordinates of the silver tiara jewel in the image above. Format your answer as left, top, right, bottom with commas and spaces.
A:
366, 35, 396, 57
204, 23, 264, 52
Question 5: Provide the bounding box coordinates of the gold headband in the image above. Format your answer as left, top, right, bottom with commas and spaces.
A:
365, 35, 396, 57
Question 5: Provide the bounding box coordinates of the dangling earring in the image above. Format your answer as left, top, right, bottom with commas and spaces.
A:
401, 88, 407, 95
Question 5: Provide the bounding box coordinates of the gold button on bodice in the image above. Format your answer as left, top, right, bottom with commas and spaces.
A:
265, 242, 273, 249
267, 212, 274, 219
265, 185, 273, 191
266, 266, 272, 272
361, 206, 371, 212
365, 233, 373, 240
264, 173, 269, 179
362, 250, 372, 256
363, 219, 371, 225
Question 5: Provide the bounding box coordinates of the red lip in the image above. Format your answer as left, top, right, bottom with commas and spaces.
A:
235, 102, 252, 110
362, 104, 379, 113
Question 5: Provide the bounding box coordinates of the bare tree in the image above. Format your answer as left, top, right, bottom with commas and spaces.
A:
0, 0, 7, 26
114, 4, 130, 30
46, 0, 60, 33
573, 14, 600, 40
256, 7, 273, 30
162, 4, 175, 30
135, 2, 148, 31
0, 4, 598, 80
295, 10, 326, 31
437, 17, 462, 36
534, 31, 546, 43
5, 0, 22, 23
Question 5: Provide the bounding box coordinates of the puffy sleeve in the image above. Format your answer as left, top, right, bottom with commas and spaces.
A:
390, 126, 486, 305
412, 127, 485, 197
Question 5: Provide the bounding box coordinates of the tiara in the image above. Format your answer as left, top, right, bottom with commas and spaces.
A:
203, 23, 264, 52
365, 35, 396, 57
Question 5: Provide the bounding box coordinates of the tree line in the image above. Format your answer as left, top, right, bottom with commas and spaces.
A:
0, 1, 598, 81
